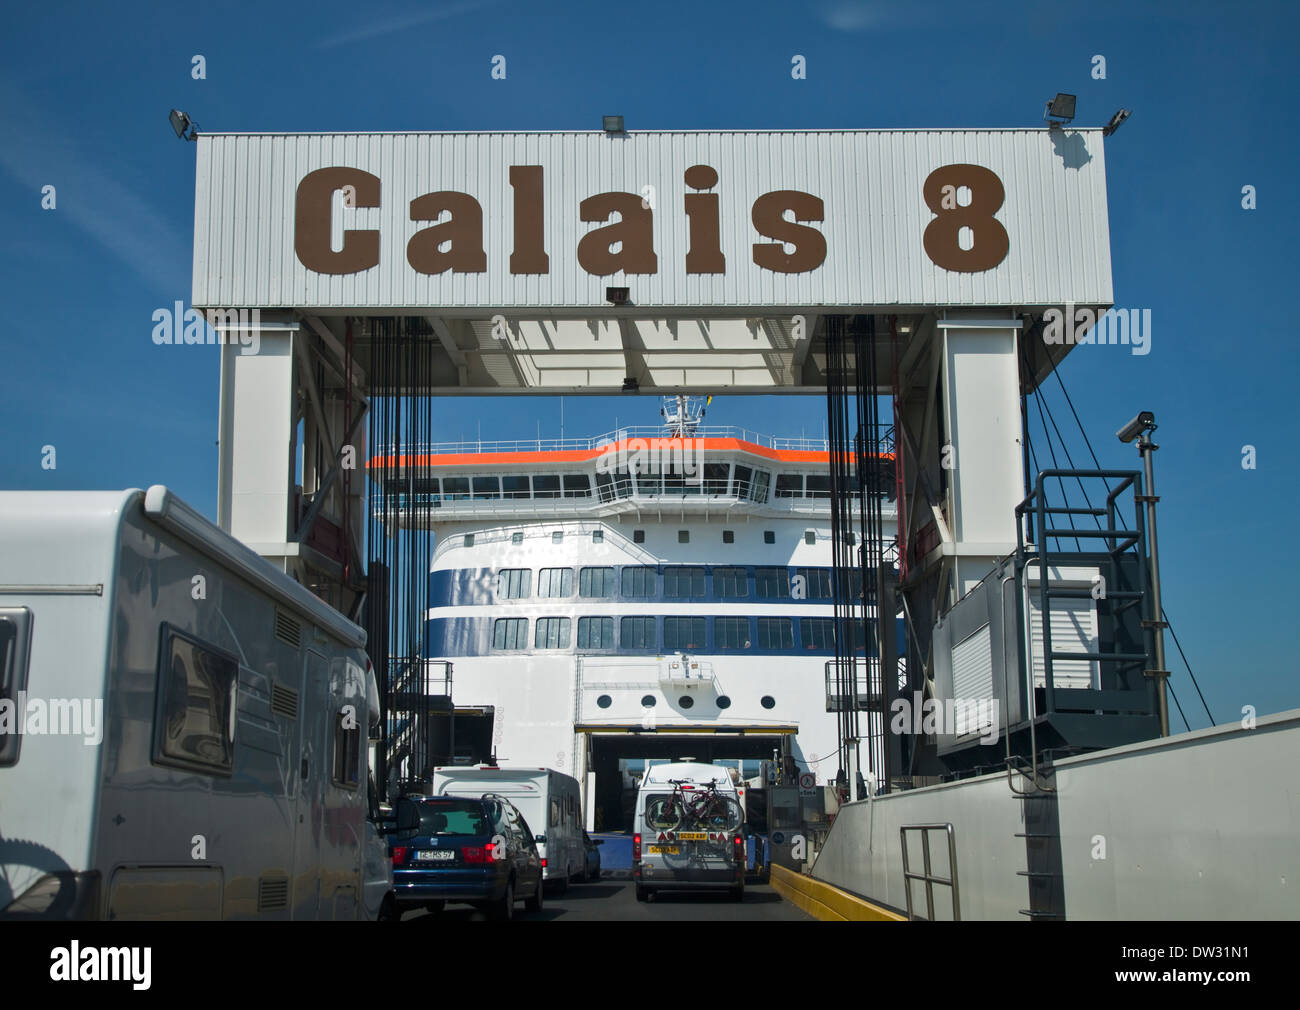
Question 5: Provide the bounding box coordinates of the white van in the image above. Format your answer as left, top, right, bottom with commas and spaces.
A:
0, 486, 390, 920
633, 762, 745, 902
430, 766, 584, 889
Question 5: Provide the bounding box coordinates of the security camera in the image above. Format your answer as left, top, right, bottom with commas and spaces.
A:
1116, 411, 1156, 443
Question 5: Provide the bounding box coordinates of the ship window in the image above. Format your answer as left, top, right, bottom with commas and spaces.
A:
464, 534, 475, 547
663, 566, 705, 598
533, 475, 561, 498
577, 617, 615, 649
677, 530, 689, 544
592, 530, 604, 543
473, 476, 500, 500
761, 695, 776, 710
511, 531, 523, 545
733, 464, 753, 498
621, 567, 656, 597
703, 463, 730, 495
633, 530, 646, 544
538, 568, 573, 598
751, 470, 771, 503
663, 617, 707, 651
493, 618, 529, 650
796, 567, 833, 599
805, 475, 831, 498
801, 617, 835, 650
502, 475, 530, 499
535, 618, 571, 649
621, 617, 657, 650
805, 531, 817, 545
443, 477, 470, 500
552, 531, 563, 544
154, 626, 238, 776
755, 567, 791, 598
634, 470, 661, 495
837, 568, 863, 602
713, 567, 748, 598
679, 695, 695, 709
715, 617, 751, 649
641, 695, 657, 708
596, 694, 612, 709
716, 696, 732, 710
776, 474, 803, 498
722, 530, 734, 544
579, 567, 614, 598
497, 569, 531, 599
763, 530, 776, 545
563, 474, 591, 498
757, 618, 794, 650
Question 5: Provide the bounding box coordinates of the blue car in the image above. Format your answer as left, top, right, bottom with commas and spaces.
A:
383, 794, 544, 920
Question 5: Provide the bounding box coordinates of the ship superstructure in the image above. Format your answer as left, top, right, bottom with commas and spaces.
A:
369, 398, 897, 829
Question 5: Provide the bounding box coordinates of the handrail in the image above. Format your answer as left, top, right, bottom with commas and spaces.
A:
900, 823, 960, 921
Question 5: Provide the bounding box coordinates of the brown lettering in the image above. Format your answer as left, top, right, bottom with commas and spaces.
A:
577, 193, 658, 276
684, 165, 725, 274
407, 192, 488, 274
294, 167, 380, 275
921, 164, 1009, 273
509, 166, 549, 274
751, 190, 826, 273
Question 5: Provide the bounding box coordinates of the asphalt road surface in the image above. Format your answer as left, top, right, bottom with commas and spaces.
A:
398, 878, 815, 922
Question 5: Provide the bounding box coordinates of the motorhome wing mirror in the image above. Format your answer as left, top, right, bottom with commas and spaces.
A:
533, 833, 547, 845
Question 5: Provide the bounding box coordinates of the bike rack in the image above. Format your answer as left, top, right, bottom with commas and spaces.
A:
900, 824, 960, 921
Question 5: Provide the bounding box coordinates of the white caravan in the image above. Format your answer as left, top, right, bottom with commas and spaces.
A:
430, 766, 584, 888
0, 486, 390, 920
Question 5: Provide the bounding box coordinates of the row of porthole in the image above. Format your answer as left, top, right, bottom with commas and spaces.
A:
595, 694, 776, 711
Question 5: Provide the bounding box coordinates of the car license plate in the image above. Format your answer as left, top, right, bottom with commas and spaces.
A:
648, 845, 679, 854
416, 849, 455, 861
677, 831, 708, 841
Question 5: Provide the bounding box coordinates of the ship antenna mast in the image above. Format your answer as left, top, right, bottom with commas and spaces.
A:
661, 394, 708, 437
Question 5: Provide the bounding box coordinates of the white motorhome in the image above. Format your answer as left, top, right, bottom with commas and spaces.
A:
633, 762, 745, 902
0, 486, 390, 920
430, 766, 584, 888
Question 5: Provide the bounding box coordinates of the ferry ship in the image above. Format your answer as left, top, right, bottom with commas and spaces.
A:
369, 398, 898, 831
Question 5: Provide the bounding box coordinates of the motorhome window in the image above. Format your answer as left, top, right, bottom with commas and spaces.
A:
442, 477, 470, 500
579, 566, 614, 598
805, 475, 831, 498
622, 566, 656, 597
0, 609, 32, 767
533, 475, 561, 498
563, 474, 592, 498
502, 475, 530, 499
796, 567, 834, 599
775, 474, 803, 498
498, 568, 532, 599
535, 617, 571, 649
801, 617, 835, 650
663, 566, 705, 598
492, 618, 529, 650
703, 463, 730, 495
332, 709, 361, 789
714, 566, 748, 598
538, 568, 573, 598
757, 618, 794, 650
755, 567, 791, 598
472, 476, 501, 500
550, 797, 561, 827
621, 617, 656, 649
715, 617, 751, 649
154, 627, 238, 776
577, 617, 615, 649
663, 617, 706, 651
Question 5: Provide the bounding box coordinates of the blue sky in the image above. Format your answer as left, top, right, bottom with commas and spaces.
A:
1, 0, 1296, 725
